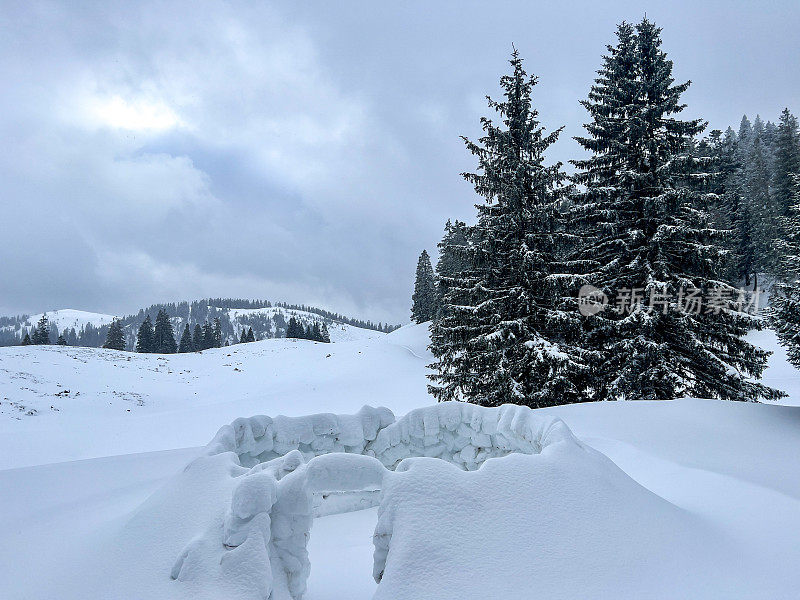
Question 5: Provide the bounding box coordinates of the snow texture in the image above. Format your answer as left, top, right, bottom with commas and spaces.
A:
173, 402, 575, 599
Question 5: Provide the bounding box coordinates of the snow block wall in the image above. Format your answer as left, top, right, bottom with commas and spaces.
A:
172, 402, 576, 600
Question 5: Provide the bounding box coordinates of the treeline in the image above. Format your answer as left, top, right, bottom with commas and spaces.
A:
413, 18, 800, 408
2, 298, 399, 349
285, 317, 331, 342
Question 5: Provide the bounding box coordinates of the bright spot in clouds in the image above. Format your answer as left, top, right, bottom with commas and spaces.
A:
91, 95, 182, 131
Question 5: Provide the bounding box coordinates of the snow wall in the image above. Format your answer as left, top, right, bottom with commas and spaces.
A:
171, 402, 577, 600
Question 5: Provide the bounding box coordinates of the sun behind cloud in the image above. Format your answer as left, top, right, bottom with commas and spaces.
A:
91, 95, 183, 131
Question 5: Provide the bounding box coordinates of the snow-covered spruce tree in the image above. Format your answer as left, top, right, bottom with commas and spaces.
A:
571, 18, 779, 401
21, 333, 31, 345
153, 309, 177, 354
286, 317, 301, 339
739, 134, 779, 285
246, 327, 255, 343
213, 317, 223, 348
411, 250, 438, 323
201, 321, 214, 350
434, 219, 470, 317
428, 50, 588, 407
774, 108, 800, 217
31, 314, 51, 345
179, 323, 193, 352
770, 175, 800, 367
103, 319, 126, 351
320, 323, 331, 343
239, 328, 248, 344
136, 316, 155, 353
192, 324, 203, 351
57, 334, 67, 345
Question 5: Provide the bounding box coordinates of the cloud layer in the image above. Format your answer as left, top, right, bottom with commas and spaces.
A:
1, 0, 798, 322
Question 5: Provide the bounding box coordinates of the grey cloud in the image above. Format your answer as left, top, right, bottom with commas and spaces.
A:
1, 0, 798, 323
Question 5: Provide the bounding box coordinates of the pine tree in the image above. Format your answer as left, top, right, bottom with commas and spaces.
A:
246, 327, 255, 343
103, 319, 126, 351
152, 310, 177, 354
179, 324, 193, 353
429, 50, 587, 407
239, 328, 248, 344
136, 316, 155, 353
738, 134, 779, 285
193, 324, 203, 352
771, 180, 800, 366
774, 108, 800, 217
411, 250, 438, 323
312, 322, 322, 342
286, 317, 301, 339
31, 315, 51, 345
570, 18, 778, 401
434, 220, 470, 316
320, 323, 331, 343
21, 333, 31, 345
57, 334, 67, 345
202, 321, 214, 350
213, 317, 223, 348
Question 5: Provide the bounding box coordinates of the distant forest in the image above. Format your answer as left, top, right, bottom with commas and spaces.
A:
0, 298, 399, 349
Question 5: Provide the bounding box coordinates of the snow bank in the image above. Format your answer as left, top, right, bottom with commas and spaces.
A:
171, 402, 575, 599
372, 444, 750, 600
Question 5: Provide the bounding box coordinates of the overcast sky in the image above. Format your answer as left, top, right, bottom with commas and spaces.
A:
1, 1, 798, 323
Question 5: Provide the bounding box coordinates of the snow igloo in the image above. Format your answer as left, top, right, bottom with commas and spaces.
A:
169, 401, 577, 600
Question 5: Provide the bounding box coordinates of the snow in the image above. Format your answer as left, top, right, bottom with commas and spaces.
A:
0, 321, 799, 599
0, 327, 432, 469
224, 306, 387, 343
20, 308, 117, 332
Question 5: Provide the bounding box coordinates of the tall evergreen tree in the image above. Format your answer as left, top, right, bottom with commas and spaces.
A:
193, 324, 203, 352
771, 179, 800, 366
136, 316, 155, 353
434, 220, 470, 315
773, 108, 800, 217
135, 317, 153, 352
201, 321, 214, 350
103, 319, 126, 351
738, 134, 779, 285
57, 334, 67, 345
152, 310, 177, 354
179, 323, 193, 353
429, 50, 587, 407
411, 250, 438, 323
246, 327, 255, 343
239, 328, 248, 344
31, 315, 51, 345
213, 317, 223, 348
286, 317, 301, 339
570, 18, 778, 401
320, 323, 331, 343
21, 333, 31, 345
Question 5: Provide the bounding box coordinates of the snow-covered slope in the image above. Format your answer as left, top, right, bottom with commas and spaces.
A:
0, 322, 798, 599
21, 308, 117, 332
0, 324, 431, 469
224, 306, 387, 343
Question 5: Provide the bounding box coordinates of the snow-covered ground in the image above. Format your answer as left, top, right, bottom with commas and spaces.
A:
0, 323, 798, 599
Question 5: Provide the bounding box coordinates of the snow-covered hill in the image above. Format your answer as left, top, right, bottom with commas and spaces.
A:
17, 309, 117, 334
0, 322, 798, 599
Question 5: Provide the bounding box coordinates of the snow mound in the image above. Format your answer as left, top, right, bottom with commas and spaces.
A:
168, 402, 575, 599
373, 444, 747, 600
